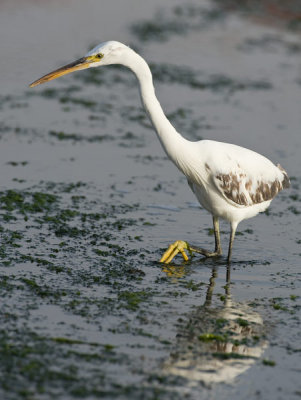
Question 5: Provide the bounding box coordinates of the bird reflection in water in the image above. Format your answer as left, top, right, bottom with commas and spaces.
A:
162, 265, 267, 386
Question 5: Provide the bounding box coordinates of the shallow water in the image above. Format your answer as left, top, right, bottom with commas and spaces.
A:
0, 1, 301, 399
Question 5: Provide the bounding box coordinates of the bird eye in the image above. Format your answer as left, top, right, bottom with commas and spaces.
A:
96, 53, 103, 59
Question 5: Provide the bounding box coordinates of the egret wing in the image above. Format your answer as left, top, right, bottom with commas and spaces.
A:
213, 166, 289, 206
199, 141, 290, 207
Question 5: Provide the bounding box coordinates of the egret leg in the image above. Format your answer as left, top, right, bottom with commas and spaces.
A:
227, 222, 238, 264
213, 216, 222, 254
160, 216, 222, 264
188, 216, 222, 257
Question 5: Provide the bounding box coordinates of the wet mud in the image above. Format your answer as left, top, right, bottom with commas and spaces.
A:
0, 0, 301, 399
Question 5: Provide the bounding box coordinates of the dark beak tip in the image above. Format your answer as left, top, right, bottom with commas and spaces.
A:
28, 56, 91, 88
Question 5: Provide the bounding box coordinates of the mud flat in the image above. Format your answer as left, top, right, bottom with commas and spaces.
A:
0, 1, 300, 399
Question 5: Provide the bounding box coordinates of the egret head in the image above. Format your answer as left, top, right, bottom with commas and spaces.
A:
85, 41, 129, 66
29, 41, 129, 87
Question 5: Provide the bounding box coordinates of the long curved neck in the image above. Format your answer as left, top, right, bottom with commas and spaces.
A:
123, 49, 188, 165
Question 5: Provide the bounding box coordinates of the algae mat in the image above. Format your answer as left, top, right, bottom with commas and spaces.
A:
0, 0, 300, 399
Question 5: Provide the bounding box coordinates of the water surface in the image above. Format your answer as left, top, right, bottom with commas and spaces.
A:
0, 1, 300, 399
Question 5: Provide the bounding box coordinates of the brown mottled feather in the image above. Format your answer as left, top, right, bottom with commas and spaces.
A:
216, 164, 290, 206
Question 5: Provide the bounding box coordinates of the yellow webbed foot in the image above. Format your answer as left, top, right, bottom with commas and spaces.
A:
160, 240, 191, 264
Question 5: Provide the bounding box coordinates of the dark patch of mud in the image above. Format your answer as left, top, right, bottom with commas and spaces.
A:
131, 1, 301, 44
131, 4, 226, 42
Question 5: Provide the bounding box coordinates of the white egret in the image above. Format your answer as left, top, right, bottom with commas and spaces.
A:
30, 41, 290, 264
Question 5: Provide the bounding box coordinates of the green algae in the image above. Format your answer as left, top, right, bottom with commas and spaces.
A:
130, 5, 225, 43
0, 328, 130, 399
236, 318, 249, 327
51, 337, 101, 346
270, 297, 291, 312
118, 290, 153, 311
181, 280, 206, 291
59, 96, 97, 108
150, 63, 272, 93
29, 86, 81, 100
21, 277, 67, 299
49, 130, 112, 143
0, 190, 58, 214
262, 359, 276, 366
6, 161, 28, 167
272, 303, 289, 312
0, 2, 300, 398
198, 333, 227, 342
212, 352, 255, 360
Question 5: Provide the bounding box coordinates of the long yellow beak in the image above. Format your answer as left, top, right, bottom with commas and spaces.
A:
29, 56, 93, 88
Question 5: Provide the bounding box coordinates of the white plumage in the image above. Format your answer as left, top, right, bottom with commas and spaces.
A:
30, 41, 290, 264
185, 140, 286, 217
